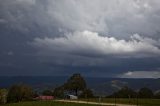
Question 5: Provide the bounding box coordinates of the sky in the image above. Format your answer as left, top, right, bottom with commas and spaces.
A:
0, 0, 160, 78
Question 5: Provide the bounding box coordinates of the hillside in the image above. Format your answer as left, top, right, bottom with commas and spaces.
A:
0, 76, 159, 96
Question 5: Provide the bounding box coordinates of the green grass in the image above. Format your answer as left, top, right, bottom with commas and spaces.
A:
0, 101, 111, 106
80, 98, 160, 106
1, 99, 160, 106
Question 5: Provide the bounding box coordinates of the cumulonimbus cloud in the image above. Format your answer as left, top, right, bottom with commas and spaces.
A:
32, 31, 160, 57
1, 0, 160, 38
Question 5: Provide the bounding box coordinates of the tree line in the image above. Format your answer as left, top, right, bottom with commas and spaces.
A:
0, 73, 160, 104
106, 86, 159, 98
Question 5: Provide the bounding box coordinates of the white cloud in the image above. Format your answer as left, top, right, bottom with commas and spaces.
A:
32, 30, 160, 57
119, 71, 160, 78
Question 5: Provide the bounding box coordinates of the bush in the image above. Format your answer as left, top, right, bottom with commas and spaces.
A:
7, 84, 33, 103
0, 89, 8, 104
138, 87, 153, 98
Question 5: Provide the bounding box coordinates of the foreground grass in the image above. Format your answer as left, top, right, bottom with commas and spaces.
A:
80, 98, 160, 106
0, 100, 111, 106
1, 99, 160, 106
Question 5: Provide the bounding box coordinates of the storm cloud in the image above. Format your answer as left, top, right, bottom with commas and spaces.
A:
1, 0, 160, 36
32, 31, 160, 57
0, 0, 160, 78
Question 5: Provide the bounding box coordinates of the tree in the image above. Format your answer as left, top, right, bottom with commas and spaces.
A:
32, 91, 39, 98
53, 86, 65, 98
42, 90, 53, 96
7, 84, 33, 103
79, 88, 94, 98
108, 86, 137, 98
64, 73, 86, 96
154, 91, 160, 99
0, 89, 8, 104
138, 87, 153, 98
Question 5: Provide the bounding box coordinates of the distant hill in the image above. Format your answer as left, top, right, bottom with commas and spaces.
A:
86, 77, 160, 96
0, 76, 159, 96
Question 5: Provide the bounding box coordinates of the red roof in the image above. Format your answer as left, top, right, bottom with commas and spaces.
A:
36, 96, 54, 100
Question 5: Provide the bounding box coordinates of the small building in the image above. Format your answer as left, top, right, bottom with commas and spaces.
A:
65, 94, 78, 100
36, 96, 54, 100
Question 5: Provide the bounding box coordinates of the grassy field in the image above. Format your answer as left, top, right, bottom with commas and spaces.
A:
0, 99, 160, 106
0, 101, 112, 106
80, 98, 160, 106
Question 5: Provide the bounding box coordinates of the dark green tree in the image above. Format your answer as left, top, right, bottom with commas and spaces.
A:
7, 84, 33, 103
79, 88, 94, 98
154, 91, 160, 99
64, 73, 87, 96
138, 87, 153, 98
109, 86, 137, 98
42, 90, 53, 96
32, 91, 39, 98
53, 86, 65, 98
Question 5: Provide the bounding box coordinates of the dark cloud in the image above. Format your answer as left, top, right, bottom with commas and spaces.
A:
0, 0, 160, 78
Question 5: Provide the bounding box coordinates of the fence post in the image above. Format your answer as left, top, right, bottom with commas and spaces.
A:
136, 95, 138, 106
114, 95, 116, 106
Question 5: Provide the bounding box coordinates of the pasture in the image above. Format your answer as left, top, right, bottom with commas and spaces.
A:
0, 98, 160, 106
0, 101, 112, 106
80, 98, 160, 106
